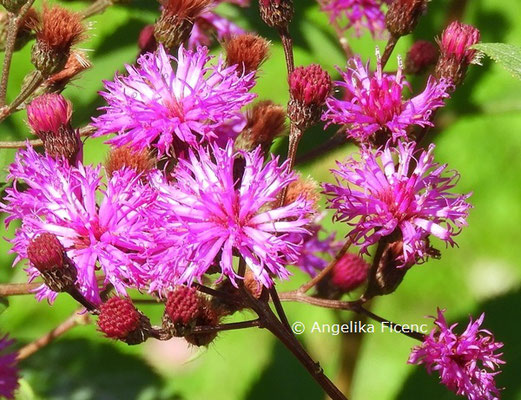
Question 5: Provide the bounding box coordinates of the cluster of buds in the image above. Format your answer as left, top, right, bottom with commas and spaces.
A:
97, 297, 153, 345
259, 0, 294, 31
405, 40, 438, 75
386, 0, 428, 38
288, 64, 332, 130
435, 21, 481, 86
154, 0, 210, 49
26, 93, 81, 164
27, 233, 77, 293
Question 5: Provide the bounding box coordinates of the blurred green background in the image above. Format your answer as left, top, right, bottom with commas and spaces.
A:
1, 0, 521, 399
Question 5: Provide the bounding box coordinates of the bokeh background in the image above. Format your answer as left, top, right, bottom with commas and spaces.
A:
1, 0, 521, 399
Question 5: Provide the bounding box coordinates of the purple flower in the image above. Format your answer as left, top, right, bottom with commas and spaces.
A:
0, 335, 18, 399
0, 146, 158, 304
323, 142, 471, 265
93, 45, 256, 158
320, 0, 391, 38
291, 221, 341, 277
146, 141, 313, 290
322, 56, 452, 144
409, 309, 504, 400
188, 9, 246, 50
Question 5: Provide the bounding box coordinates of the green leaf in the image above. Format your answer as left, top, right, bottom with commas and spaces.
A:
473, 43, 521, 80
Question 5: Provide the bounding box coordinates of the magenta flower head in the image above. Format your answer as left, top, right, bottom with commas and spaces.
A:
92, 45, 256, 158
321, 0, 391, 38
409, 309, 504, 400
0, 145, 159, 304
0, 334, 18, 399
147, 141, 313, 290
436, 21, 481, 86
323, 142, 471, 265
26, 93, 81, 164
323, 55, 451, 145
288, 64, 332, 128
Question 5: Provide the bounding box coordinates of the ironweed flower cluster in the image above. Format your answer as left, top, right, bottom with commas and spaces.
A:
0, 1, 507, 399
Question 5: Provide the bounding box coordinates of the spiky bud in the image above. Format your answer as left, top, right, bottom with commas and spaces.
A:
26, 93, 81, 164
405, 40, 438, 75
235, 100, 286, 153
98, 297, 152, 345
259, 0, 293, 30
162, 286, 202, 336
184, 300, 220, 347
386, 0, 427, 37
224, 33, 270, 75
27, 233, 77, 292
138, 24, 157, 56
288, 64, 332, 130
31, 5, 86, 76
105, 145, 155, 178
435, 21, 480, 86
154, 0, 210, 49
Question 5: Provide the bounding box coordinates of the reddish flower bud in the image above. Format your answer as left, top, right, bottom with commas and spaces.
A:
26, 93, 81, 164
224, 33, 270, 75
330, 253, 369, 292
184, 300, 220, 347
162, 286, 202, 336
27, 233, 77, 292
288, 64, 331, 129
385, 0, 428, 37
138, 24, 157, 56
98, 297, 151, 344
31, 5, 86, 76
235, 100, 286, 152
435, 21, 480, 86
259, 0, 294, 30
154, 0, 210, 49
405, 40, 438, 75
105, 145, 155, 179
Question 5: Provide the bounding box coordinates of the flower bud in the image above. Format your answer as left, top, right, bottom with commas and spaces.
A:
235, 100, 286, 153
405, 40, 438, 75
26, 93, 81, 164
330, 253, 369, 292
98, 297, 152, 345
184, 300, 220, 347
385, 0, 427, 37
31, 5, 86, 76
138, 24, 157, 56
259, 0, 294, 30
435, 21, 480, 86
162, 286, 202, 336
224, 33, 270, 75
288, 64, 332, 130
154, 0, 210, 49
27, 233, 77, 292
105, 145, 155, 178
